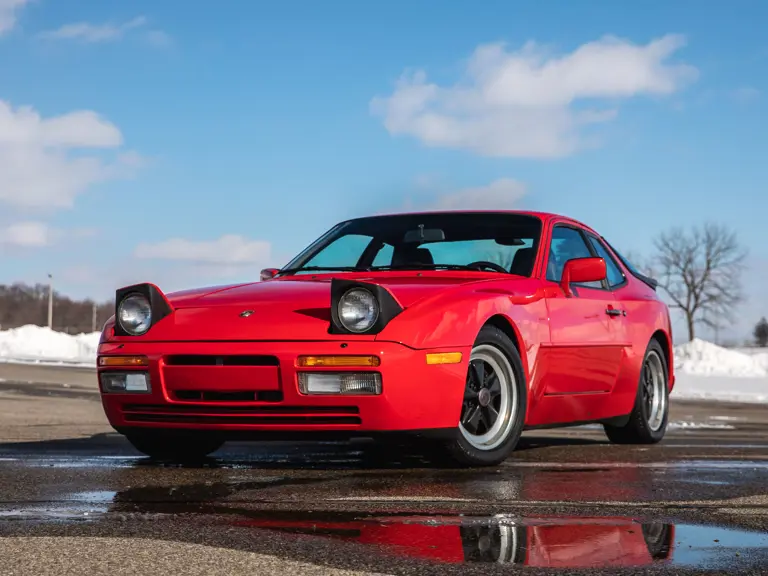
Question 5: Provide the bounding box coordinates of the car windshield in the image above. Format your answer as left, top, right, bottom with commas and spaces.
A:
280, 212, 543, 276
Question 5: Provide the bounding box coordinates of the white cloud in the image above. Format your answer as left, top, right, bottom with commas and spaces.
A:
394, 178, 527, 213
732, 86, 760, 103
0, 0, 28, 36
0, 100, 142, 210
0, 221, 51, 247
133, 235, 273, 266
145, 29, 172, 48
429, 178, 527, 210
38, 16, 149, 43
371, 34, 698, 158
0, 221, 99, 248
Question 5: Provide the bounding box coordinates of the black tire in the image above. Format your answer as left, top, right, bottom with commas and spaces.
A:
603, 338, 669, 444
124, 430, 224, 461
642, 523, 672, 560
439, 324, 527, 467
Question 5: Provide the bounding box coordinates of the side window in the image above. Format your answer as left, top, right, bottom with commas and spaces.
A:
302, 234, 373, 270
587, 235, 626, 288
546, 226, 602, 288
371, 243, 394, 267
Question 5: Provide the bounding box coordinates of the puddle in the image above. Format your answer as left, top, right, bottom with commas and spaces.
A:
227, 512, 768, 568
668, 421, 736, 431
663, 444, 768, 449
708, 415, 747, 422
67, 490, 118, 503
20, 457, 142, 469
0, 506, 107, 521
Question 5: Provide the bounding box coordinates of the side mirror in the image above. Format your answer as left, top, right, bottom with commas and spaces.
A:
259, 268, 279, 281
560, 257, 606, 297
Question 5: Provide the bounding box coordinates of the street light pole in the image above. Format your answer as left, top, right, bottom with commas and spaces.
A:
47, 273, 53, 329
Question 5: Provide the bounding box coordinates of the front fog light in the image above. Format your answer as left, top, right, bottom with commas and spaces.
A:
298, 372, 381, 395
100, 371, 151, 393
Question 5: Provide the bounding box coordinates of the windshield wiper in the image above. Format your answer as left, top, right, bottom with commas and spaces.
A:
367, 264, 477, 271
276, 266, 363, 276
277, 263, 484, 276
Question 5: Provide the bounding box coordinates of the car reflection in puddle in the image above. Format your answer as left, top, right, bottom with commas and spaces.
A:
231, 514, 673, 567
229, 513, 767, 569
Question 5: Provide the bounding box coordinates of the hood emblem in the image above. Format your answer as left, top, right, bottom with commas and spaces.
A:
240, 310, 254, 317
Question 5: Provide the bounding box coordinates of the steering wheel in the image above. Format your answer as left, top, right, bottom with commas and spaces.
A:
466, 260, 508, 273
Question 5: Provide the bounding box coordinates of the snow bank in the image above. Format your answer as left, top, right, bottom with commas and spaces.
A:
0, 325, 99, 366
671, 374, 767, 404
673, 338, 767, 378
670, 340, 766, 403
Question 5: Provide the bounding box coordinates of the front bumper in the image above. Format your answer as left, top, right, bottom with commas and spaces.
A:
97, 340, 468, 439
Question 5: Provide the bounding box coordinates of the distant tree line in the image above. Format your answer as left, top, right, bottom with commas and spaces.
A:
0, 282, 112, 334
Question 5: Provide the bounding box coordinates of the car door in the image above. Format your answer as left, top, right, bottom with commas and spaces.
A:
583, 231, 632, 353
540, 223, 625, 395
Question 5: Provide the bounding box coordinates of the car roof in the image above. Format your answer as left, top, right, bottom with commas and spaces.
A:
345, 210, 600, 236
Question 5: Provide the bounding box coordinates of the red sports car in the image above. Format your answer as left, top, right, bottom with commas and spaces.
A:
97, 211, 674, 466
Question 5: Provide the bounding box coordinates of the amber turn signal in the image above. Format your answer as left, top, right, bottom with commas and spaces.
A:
297, 355, 381, 367
425, 352, 463, 365
98, 356, 149, 367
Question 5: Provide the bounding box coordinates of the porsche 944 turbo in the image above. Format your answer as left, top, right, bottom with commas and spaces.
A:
97, 211, 673, 466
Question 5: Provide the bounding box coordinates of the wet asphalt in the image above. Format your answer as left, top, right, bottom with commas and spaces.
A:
0, 365, 767, 575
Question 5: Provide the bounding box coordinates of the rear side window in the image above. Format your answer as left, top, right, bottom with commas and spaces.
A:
586, 235, 626, 288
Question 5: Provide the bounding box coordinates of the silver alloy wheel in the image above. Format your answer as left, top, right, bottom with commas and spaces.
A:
495, 524, 520, 564
459, 344, 518, 451
643, 350, 668, 431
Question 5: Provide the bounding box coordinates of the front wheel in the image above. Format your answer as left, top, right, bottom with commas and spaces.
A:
603, 338, 670, 444
440, 325, 527, 467
124, 431, 224, 461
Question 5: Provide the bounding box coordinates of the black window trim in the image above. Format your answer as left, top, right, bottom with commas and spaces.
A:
600, 237, 659, 291
545, 223, 611, 292
584, 232, 629, 291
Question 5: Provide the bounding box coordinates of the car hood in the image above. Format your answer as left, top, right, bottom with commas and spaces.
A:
166, 274, 500, 310
118, 273, 509, 342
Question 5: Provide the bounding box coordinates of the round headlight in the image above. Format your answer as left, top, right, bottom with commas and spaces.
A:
338, 288, 379, 333
118, 294, 152, 335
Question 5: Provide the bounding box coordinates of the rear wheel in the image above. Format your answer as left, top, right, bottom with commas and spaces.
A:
440, 325, 527, 467
603, 338, 669, 444
124, 431, 224, 461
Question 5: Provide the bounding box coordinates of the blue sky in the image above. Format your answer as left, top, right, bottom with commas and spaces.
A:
0, 0, 765, 342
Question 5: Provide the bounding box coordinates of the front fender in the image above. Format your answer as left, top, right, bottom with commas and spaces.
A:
376, 282, 549, 351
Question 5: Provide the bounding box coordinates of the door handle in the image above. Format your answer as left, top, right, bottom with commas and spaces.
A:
605, 308, 623, 317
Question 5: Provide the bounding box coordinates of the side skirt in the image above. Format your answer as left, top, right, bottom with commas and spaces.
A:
523, 413, 630, 431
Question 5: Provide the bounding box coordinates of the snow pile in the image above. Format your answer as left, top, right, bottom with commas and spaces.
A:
672, 376, 768, 404
672, 339, 766, 404
0, 325, 100, 366
673, 338, 767, 378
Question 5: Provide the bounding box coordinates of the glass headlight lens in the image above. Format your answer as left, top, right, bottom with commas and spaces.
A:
118, 294, 152, 335
338, 288, 379, 333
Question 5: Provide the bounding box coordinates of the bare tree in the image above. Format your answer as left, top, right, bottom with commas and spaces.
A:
0, 282, 113, 333
648, 223, 747, 341
754, 317, 768, 348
